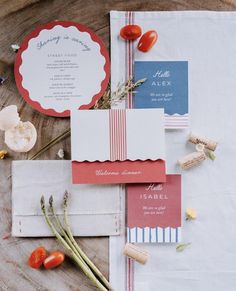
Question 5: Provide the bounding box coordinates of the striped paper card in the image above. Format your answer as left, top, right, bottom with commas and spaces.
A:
71, 108, 166, 184
127, 175, 182, 243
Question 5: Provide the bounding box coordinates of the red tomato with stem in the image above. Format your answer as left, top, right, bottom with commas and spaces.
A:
28, 246, 47, 269
120, 25, 142, 41
137, 30, 158, 52
43, 251, 65, 269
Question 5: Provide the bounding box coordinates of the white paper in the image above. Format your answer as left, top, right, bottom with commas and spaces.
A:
19, 24, 106, 113
71, 108, 165, 162
12, 160, 122, 237
110, 10, 236, 291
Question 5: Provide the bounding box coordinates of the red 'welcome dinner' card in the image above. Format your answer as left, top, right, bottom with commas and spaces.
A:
71, 108, 166, 184
127, 174, 181, 243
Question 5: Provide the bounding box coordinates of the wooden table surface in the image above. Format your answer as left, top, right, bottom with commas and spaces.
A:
0, 0, 235, 290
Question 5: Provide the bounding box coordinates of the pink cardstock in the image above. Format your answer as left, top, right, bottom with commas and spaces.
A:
127, 174, 181, 243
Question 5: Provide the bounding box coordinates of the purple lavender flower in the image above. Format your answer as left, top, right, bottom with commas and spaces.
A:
0, 77, 7, 85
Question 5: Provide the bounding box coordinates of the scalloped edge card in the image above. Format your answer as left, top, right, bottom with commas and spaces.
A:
127, 174, 182, 243
71, 108, 166, 184
14, 21, 110, 117
134, 61, 188, 128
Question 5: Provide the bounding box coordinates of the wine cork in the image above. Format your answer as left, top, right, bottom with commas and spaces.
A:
178, 151, 206, 170
123, 243, 149, 265
189, 133, 217, 151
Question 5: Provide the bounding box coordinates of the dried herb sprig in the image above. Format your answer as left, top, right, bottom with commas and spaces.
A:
176, 243, 191, 252
205, 149, 216, 161
93, 77, 146, 109
29, 78, 146, 160
28, 128, 71, 160
41, 193, 112, 291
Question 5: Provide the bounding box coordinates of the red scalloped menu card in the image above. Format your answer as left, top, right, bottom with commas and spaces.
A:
14, 21, 110, 117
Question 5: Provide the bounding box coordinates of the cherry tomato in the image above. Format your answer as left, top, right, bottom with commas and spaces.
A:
120, 25, 142, 41
137, 30, 158, 52
28, 246, 47, 269
43, 251, 65, 269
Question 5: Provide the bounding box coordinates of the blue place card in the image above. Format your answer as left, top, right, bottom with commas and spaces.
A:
134, 61, 189, 128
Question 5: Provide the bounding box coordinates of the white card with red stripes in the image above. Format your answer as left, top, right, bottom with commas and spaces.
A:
71, 108, 166, 184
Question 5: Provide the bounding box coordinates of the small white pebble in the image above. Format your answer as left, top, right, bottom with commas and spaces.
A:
57, 148, 64, 159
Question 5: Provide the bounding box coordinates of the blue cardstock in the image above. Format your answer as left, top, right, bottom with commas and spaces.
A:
134, 61, 188, 115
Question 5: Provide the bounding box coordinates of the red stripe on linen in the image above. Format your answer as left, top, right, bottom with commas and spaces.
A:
127, 11, 134, 291
127, 258, 133, 291
127, 11, 134, 109
130, 11, 134, 109
165, 125, 189, 127
128, 16, 131, 108
125, 11, 134, 109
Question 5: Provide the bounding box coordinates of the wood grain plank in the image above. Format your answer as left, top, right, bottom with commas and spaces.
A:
0, 0, 236, 290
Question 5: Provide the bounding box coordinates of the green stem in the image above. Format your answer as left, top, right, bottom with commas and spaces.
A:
28, 129, 70, 160
48, 196, 84, 262
41, 196, 108, 291
63, 191, 113, 290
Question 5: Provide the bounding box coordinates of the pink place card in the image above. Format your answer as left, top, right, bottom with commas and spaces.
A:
127, 174, 181, 243
71, 108, 166, 184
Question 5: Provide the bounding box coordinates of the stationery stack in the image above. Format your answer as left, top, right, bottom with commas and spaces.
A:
10, 9, 236, 291
9, 15, 187, 290
10, 10, 187, 290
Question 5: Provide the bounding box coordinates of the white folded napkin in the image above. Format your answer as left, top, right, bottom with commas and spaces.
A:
110, 10, 236, 291
12, 160, 122, 237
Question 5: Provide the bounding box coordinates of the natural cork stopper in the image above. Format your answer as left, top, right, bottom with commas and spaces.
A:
123, 243, 149, 265
178, 151, 206, 170
189, 133, 217, 151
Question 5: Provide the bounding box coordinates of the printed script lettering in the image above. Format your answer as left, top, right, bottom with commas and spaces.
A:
37, 35, 90, 51
153, 70, 170, 78
140, 183, 168, 216
95, 170, 142, 176
143, 205, 166, 215
151, 69, 173, 101
145, 183, 163, 191
36, 33, 92, 101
